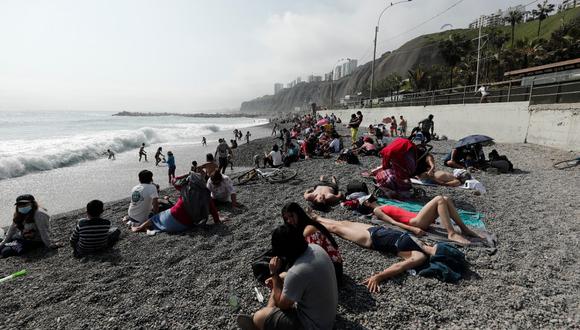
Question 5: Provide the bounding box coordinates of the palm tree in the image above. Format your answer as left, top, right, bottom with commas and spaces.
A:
532, 0, 555, 38
407, 67, 429, 91
438, 34, 471, 88
505, 9, 524, 47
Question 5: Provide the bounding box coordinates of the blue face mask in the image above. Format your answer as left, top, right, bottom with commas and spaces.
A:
17, 206, 32, 214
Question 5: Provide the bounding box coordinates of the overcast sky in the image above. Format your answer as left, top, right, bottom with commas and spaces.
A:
0, 0, 555, 112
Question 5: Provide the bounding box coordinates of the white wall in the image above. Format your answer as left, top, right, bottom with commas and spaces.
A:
319, 102, 579, 151
526, 104, 580, 151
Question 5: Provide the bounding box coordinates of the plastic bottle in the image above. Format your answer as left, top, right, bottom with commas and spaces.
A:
228, 287, 239, 311
406, 269, 417, 276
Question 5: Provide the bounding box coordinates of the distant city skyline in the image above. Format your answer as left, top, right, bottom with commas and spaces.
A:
0, 0, 565, 112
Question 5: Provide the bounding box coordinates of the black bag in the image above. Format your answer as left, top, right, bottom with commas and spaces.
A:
346, 181, 369, 196
337, 149, 360, 164
488, 149, 514, 172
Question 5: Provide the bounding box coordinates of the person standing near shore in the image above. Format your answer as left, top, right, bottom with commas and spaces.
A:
271, 123, 278, 136
202, 137, 207, 147
166, 151, 176, 184
155, 147, 165, 166
138, 143, 148, 162
246, 131, 251, 144
0, 195, 58, 258
215, 138, 232, 174
105, 149, 116, 160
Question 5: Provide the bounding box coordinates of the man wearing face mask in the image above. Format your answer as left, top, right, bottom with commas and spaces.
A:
0, 194, 56, 258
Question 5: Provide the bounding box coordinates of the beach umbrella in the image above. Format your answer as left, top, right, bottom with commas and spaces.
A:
316, 118, 329, 126
455, 134, 493, 148
382, 117, 392, 124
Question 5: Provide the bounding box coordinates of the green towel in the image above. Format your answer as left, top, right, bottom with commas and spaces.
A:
377, 198, 486, 229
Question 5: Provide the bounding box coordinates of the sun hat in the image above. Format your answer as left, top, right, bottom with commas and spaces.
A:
15, 194, 35, 205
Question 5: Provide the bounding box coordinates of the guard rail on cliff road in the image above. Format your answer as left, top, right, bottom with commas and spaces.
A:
339, 79, 580, 109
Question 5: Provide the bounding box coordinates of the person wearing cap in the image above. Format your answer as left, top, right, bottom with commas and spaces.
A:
237, 225, 337, 330
0, 195, 56, 257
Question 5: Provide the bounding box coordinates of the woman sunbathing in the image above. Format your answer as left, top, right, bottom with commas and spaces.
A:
373, 195, 482, 245
415, 151, 470, 187
309, 211, 434, 293
303, 175, 344, 210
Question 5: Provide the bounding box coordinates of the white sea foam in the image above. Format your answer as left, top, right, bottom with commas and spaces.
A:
0, 120, 266, 180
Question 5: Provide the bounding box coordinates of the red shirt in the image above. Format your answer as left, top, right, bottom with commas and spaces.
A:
380, 205, 417, 224
306, 231, 343, 264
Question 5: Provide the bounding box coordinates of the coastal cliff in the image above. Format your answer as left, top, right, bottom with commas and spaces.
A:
240, 34, 446, 113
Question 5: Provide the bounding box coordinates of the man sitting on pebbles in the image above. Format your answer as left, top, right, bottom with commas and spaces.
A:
303, 175, 344, 210
237, 225, 337, 330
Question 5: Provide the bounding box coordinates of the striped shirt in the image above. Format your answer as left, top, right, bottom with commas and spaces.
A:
70, 217, 111, 255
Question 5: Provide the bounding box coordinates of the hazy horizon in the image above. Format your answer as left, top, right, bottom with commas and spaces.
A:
0, 0, 554, 112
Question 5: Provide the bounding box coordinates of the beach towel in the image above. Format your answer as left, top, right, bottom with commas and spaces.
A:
377, 198, 485, 229
410, 178, 487, 194
375, 198, 497, 249
370, 218, 497, 250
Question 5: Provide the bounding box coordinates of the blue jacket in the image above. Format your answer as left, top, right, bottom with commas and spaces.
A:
418, 243, 467, 283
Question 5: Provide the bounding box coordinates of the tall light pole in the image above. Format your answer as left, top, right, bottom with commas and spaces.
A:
370, 0, 412, 108
330, 57, 351, 108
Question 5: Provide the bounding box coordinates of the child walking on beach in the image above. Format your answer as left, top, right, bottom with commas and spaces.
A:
139, 143, 148, 162
166, 151, 176, 184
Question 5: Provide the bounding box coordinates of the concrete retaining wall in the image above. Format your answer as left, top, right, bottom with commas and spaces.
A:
526, 104, 580, 151
318, 102, 579, 151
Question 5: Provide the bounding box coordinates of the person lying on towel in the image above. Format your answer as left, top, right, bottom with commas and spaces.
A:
308, 211, 437, 293
414, 145, 471, 187
374, 195, 483, 245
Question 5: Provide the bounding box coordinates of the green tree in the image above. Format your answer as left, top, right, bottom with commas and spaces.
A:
438, 34, 471, 88
505, 9, 525, 47
374, 73, 403, 97
407, 66, 429, 91
532, 0, 556, 37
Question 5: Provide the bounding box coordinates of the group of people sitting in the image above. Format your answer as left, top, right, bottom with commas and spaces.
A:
238, 187, 480, 329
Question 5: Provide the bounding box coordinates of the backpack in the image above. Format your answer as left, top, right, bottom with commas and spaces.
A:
180, 173, 212, 224
337, 149, 360, 164
346, 181, 369, 196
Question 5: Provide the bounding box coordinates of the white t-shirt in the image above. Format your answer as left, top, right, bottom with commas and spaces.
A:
329, 138, 341, 153
478, 86, 489, 96
269, 150, 283, 166
128, 183, 159, 223
207, 175, 236, 202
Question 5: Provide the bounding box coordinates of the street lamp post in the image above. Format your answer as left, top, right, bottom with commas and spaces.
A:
370, 0, 412, 108
330, 57, 351, 109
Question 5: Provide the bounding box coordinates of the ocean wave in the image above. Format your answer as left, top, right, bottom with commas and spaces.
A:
0, 120, 266, 180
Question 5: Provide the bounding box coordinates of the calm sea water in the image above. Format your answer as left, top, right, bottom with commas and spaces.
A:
0, 111, 269, 226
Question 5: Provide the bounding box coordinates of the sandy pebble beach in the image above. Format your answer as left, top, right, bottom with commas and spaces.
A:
0, 124, 579, 329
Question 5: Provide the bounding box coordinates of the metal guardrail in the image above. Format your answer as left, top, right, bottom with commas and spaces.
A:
337, 79, 580, 109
